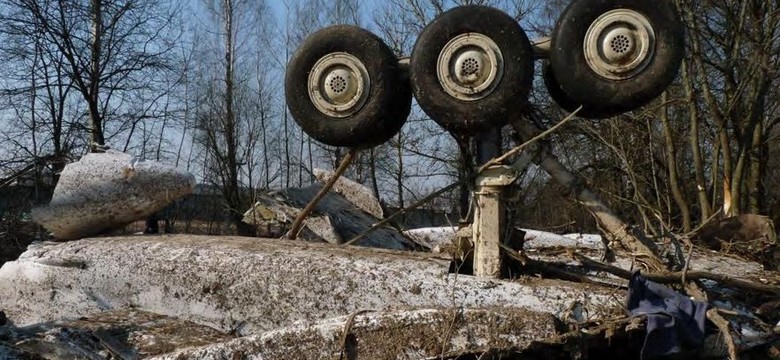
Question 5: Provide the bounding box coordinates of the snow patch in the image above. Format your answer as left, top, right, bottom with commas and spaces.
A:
403, 226, 604, 252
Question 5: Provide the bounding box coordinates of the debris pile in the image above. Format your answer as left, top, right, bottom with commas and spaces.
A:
692, 214, 779, 270
1, 166, 778, 359
242, 169, 417, 250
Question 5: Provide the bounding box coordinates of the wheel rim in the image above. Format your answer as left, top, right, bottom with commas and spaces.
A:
308, 52, 370, 118
436, 33, 504, 101
583, 9, 656, 80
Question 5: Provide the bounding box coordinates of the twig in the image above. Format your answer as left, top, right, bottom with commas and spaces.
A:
707, 308, 739, 360
572, 253, 780, 295
685, 209, 723, 238
287, 148, 358, 240
478, 106, 581, 172
344, 181, 461, 246
501, 245, 599, 285
345, 110, 581, 247
650, 212, 687, 268
439, 308, 463, 360
0, 162, 37, 189
337, 309, 373, 360
681, 242, 695, 286
548, 316, 635, 344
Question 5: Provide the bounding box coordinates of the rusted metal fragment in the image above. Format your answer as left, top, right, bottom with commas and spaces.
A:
150, 308, 560, 360
0, 235, 622, 335
31, 151, 195, 240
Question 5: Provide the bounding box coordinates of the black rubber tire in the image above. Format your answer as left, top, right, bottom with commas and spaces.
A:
542, 62, 623, 119
549, 0, 684, 112
409, 5, 534, 134
285, 25, 412, 149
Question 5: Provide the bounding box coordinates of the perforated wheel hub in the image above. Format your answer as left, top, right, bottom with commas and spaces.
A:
583, 9, 656, 80
308, 52, 370, 118
437, 33, 504, 101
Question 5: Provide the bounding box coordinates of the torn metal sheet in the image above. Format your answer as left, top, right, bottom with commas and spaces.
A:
243, 199, 341, 243
0, 235, 622, 336
314, 168, 384, 219
244, 185, 419, 250
151, 308, 560, 360
31, 151, 195, 240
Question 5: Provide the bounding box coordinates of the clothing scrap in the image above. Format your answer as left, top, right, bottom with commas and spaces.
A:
627, 271, 709, 358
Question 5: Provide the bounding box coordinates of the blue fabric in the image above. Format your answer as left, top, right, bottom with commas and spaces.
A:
626, 271, 708, 359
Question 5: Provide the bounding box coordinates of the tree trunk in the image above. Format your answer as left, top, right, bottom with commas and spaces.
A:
89, 0, 104, 151
222, 0, 252, 236
369, 148, 381, 203
456, 137, 473, 220
396, 132, 404, 209
748, 120, 765, 214
680, 59, 712, 220
660, 92, 691, 232
511, 118, 667, 271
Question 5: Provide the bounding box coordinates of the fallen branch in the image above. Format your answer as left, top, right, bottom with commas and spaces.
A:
681, 242, 695, 286
707, 308, 738, 360
572, 253, 780, 295
543, 316, 635, 345
337, 309, 374, 360
288, 149, 358, 239
501, 245, 600, 285
479, 106, 581, 172
346, 110, 582, 247
344, 181, 461, 246
511, 111, 667, 272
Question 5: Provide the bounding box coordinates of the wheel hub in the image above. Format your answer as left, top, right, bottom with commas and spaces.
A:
437, 33, 504, 101
308, 52, 370, 118
583, 9, 655, 80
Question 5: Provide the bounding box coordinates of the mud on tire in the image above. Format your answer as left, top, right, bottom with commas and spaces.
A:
410, 6, 534, 135
549, 0, 685, 114
285, 25, 412, 149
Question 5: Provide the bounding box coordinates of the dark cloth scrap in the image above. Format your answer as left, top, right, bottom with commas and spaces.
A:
627, 271, 708, 358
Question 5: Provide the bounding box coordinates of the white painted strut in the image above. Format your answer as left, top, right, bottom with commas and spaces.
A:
473, 165, 518, 278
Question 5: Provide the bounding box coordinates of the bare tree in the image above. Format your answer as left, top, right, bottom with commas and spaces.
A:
192, 0, 275, 235
0, 0, 181, 153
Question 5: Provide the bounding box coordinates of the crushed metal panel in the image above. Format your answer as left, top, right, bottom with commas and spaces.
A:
150, 308, 560, 360
314, 168, 384, 219
243, 203, 277, 222
281, 184, 419, 250
31, 150, 195, 240
243, 198, 341, 243
243, 185, 417, 250
0, 235, 623, 335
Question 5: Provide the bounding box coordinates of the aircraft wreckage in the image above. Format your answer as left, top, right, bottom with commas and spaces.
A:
2, 0, 779, 358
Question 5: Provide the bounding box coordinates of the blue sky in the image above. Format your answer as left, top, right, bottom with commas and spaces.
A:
266, 0, 382, 20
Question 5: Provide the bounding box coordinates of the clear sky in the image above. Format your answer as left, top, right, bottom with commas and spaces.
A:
266, 0, 383, 27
